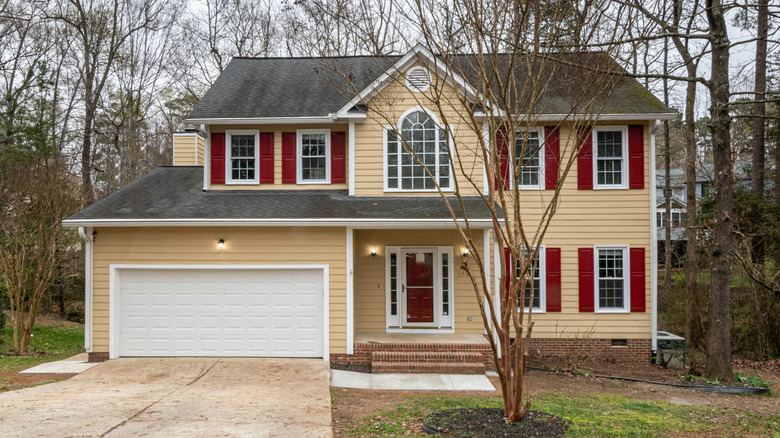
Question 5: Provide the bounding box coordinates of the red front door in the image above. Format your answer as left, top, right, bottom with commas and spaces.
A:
405, 251, 435, 323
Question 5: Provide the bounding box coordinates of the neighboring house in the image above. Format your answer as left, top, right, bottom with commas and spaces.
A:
64, 46, 675, 372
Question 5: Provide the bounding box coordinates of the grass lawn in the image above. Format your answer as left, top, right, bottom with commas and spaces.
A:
0, 319, 85, 391
334, 392, 780, 437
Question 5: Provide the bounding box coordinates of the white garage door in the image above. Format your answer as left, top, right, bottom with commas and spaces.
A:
118, 268, 324, 357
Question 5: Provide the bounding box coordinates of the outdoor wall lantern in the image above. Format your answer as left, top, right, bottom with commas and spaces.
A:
218, 238, 225, 249
370, 248, 377, 257
462, 248, 470, 257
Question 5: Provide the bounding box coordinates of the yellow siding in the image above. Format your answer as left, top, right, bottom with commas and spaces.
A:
354, 229, 487, 335
209, 124, 349, 191
172, 133, 202, 166
354, 65, 484, 197
196, 135, 205, 166
90, 227, 348, 354
500, 122, 653, 339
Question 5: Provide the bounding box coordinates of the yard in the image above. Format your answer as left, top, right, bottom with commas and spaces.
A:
0, 315, 85, 392
332, 365, 780, 437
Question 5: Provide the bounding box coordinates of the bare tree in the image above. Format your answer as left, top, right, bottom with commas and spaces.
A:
49, 0, 169, 203
310, 0, 628, 421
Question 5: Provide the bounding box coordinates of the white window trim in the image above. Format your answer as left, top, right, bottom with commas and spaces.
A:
296, 129, 331, 184
383, 107, 454, 193
592, 126, 629, 190
385, 246, 455, 331
594, 245, 631, 313
519, 246, 546, 313
225, 129, 260, 185
516, 127, 545, 190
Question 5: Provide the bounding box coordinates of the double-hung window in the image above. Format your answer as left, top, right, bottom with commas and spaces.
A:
516, 129, 544, 189
518, 247, 545, 311
386, 110, 451, 191
297, 129, 330, 183
226, 130, 259, 184
595, 246, 629, 312
593, 127, 628, 189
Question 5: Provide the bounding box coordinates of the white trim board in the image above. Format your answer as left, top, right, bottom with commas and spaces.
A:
108, 264, 330, 361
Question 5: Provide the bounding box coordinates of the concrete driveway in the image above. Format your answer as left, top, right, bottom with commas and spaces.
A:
0, 358, 332, 437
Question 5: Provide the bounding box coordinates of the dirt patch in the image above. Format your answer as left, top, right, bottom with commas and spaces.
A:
425, 409, 568, 437
0, 371, 76, 393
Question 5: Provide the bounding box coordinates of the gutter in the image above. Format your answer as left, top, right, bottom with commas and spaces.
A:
62, 218, 498, 229
186, 114, 366, 125
77, 227, 93, 353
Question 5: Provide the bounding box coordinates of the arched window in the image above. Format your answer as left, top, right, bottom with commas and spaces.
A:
386, 110, 451, 191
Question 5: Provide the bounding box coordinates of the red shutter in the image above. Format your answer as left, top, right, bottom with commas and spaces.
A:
331, 131, 346, 183
577, 128, 593, 190
496, 130, 511, 190
544, 127, 560, 190
282, 132, 296, 183
504, 247, 512, 303
210, 132, 225, 184
628, 125, 645, 189
630, 248, 646, 312
545, 248, 562, 312
259, 132, 274, 183
578, 248, 595, 312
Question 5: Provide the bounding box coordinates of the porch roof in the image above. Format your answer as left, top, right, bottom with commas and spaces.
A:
64, 167, 502, 226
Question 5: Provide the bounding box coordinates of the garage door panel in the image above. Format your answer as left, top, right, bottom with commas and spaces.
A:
118, 268, 323, 358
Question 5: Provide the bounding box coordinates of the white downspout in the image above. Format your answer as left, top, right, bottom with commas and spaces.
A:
78, 227, 94, 353
348, 121, 356, 196
202, 124, 210, 191
649, 120, 660, 358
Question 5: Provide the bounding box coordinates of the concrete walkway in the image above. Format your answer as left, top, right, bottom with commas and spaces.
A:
0, 358, 332, 437
331, 369, 495, 391
20, 353, 99, 374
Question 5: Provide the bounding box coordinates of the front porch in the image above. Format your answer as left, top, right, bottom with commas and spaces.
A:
331, 333, 494, 374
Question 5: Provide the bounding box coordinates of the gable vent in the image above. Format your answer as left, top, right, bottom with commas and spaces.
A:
406, 67, 431, 92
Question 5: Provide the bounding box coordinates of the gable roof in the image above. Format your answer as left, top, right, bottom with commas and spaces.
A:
63, 167, 499, 226
187, 48, 674, 122
188, 56, 400, 120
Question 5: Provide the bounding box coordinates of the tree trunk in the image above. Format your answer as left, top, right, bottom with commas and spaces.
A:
663, 43, 672, 303
684, 78, 703, 349
749, 0, 768, 268
81, 71, 95, 205
705, 0, 733, 380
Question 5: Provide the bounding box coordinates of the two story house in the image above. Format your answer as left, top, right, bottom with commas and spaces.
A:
64, 46, 675, 373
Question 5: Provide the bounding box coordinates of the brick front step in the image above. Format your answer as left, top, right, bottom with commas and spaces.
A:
372, 361, 486, 374
371, 351, 485, 363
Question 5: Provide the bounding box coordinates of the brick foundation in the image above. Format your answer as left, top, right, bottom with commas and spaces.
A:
88, 352, 109, 362
330, 338, 652, 373
526, 338, 652, 364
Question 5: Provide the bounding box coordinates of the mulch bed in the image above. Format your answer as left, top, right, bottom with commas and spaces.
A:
423, 409, 568, 437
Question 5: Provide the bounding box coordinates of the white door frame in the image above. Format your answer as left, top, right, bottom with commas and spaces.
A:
385, 246, 454, 333
109, 264, 330, 360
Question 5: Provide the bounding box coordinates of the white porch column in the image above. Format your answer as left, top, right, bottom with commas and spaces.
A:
346, 227, 354, 354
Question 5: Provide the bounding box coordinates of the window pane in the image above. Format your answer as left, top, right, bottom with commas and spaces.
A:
390, 111, 449, 190
516, 131, 541, 187
390, 253, 397, 316
230, 134, 256, 181
518, 249, 542, 309
598, 249, 625, 309
301, 133, 327, 181
596, 131, 623, 186
442, 253, 449, 315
